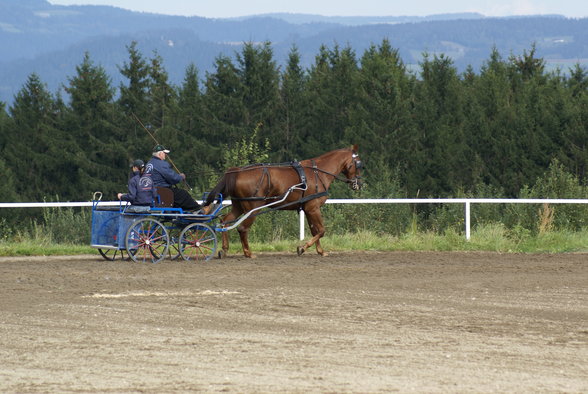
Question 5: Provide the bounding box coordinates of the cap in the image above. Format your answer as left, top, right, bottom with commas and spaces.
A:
131, 159, 144, 168
153, 144, 170, 154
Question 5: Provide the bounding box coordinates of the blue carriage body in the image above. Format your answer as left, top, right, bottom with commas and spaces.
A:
90, 206, 144, 250
90, 192, 224, 262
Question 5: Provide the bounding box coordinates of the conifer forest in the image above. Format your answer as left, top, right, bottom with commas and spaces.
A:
2, 40, 588, 212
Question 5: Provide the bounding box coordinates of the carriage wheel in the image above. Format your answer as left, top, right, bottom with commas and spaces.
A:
179, 223, 217, 261
98, 248, 129, 261
125, 218, 169, 263
167, 225, 182, 260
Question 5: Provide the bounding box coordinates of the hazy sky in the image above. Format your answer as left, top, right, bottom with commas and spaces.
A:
47, 0, 588, 19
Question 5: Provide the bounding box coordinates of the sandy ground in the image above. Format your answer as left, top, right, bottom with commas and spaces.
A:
0, 251, 586, 393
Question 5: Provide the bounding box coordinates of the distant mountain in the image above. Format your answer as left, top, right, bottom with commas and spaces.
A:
228, 12, 487, 25
0, 0, 586, 104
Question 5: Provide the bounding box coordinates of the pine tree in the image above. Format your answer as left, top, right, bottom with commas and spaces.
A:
235, 41, 280, 153
347, 40, 416, 188
413, 53, 470, 196
465, 48, 514, 190
202, 54, 246, 147
0, 102, 19, 204
117, 41, 151, 158
147, 51, 177, 131
64, 52, 125, 199
174, 63, 218, 190
304, 44, 359, 157
562, 65, 588, 178
5, 73, 80, 200
118, 41, 150, 119
277, 45, 308, 161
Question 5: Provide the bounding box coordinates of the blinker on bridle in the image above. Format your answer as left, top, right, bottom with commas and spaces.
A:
348, 153, 363, 190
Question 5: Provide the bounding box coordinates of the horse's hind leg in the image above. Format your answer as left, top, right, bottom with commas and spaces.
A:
218, 209, 240, 258
238, 216, 257, 258
297, 208, 327, 256
219, 232, 229, 259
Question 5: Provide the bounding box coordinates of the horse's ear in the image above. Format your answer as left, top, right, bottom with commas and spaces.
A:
351, 144, 358, 153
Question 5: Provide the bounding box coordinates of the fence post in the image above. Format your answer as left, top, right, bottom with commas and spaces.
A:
299, 210, 305, 240
465, 201, 471, 240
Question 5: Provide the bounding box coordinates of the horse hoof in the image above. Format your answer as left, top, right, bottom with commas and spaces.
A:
218, 250, 226, 259
297, 246, 305, 256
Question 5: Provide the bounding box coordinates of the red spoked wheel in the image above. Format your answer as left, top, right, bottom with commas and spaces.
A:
125, 218, 169, 263
179, 223, 217, 261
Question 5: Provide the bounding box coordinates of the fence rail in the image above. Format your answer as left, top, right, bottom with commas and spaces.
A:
2, 198, 588, 240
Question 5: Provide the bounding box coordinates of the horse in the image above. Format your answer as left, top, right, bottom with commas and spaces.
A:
205, 144, 363, 258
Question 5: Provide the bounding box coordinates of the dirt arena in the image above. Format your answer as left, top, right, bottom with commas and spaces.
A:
0, 251, 586, 393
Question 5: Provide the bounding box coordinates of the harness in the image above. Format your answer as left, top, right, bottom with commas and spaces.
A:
230, 161, 327, 208
217, 153, 362, 231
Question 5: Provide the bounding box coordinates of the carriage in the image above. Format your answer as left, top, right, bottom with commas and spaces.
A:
91, 145, 363, 261
90, 190, 226, 263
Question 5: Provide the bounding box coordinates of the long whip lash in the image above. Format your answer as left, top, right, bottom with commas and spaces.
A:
131, 113, 192, 191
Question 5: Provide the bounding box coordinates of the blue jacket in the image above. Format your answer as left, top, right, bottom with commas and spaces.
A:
145, 156, 183, 188
121, 171, 157, 206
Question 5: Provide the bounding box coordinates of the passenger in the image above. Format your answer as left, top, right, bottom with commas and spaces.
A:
117, 159, 157, 207
145, 144, 210, 213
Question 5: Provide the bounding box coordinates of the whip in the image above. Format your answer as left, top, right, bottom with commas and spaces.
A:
131, 113, 192, 191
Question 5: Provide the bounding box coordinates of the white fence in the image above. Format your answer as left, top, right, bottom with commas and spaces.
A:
2, 198, 588, 241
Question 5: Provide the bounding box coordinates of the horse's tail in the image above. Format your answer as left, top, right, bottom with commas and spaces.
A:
205, 169, 237, 206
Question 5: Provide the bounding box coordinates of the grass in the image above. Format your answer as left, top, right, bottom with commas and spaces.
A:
226, 225, 588, 255
2, 224, 588, 257
0, 241, 98, 257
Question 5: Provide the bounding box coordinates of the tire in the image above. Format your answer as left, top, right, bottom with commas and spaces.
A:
179, 223, 217, 261
125, 218, 169, 263
98, 248, 129, 261
167, 225, 182, 260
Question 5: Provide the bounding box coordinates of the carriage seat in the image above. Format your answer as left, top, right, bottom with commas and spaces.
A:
125, 205, 151, 213
155, 187, 174, 208
94, 205, 121, 211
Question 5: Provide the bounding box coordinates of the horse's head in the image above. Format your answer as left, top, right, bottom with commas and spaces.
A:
343, 144, 363, 191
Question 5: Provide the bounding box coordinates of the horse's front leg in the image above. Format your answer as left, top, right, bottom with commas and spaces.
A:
297, 208, 327, 257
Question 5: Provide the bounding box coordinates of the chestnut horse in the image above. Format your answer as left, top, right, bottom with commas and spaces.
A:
205, 145, 363, 258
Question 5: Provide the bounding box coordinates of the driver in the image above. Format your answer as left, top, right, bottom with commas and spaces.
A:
144, 144, 209, 213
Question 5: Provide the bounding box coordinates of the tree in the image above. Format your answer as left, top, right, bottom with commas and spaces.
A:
147, 50, 177, 131
304, 44, 359, 157
118, 41, 150, 119
5, 73, 80, 199
64, 52, 125, 198
235, 41, 280, 151
277, 45, 307, 161
117, 41, 152, 157
174, 63, 218, 190
412, 53, 470, 195
561, 65, 588, 179
347, 40, 416, 189
0, 102, 18, 205
202, 54, 246, 146
463, 47, 514, 190
177, 63, 203, 134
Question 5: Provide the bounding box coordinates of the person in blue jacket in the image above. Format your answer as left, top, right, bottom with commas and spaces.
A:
145, 144, 206, 212
117, 159, 157, 206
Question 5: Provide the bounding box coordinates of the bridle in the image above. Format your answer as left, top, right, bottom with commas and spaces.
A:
310, 152, 363, 190
346, 153, 363, 190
